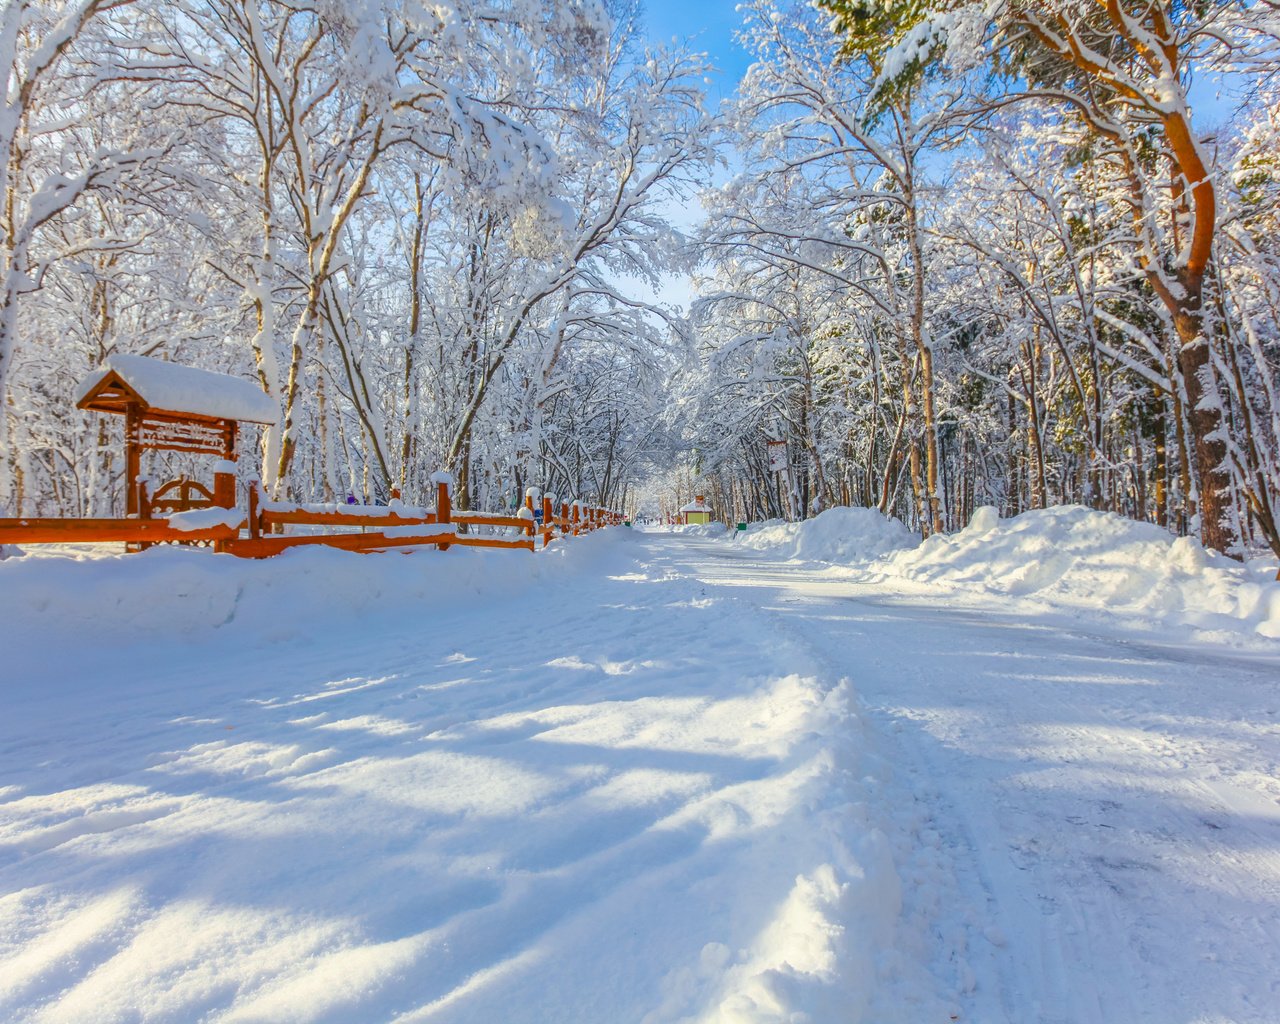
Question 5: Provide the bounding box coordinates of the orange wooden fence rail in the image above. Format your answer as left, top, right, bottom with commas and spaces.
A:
0, 517, 240, 547
0, 477, 624, 558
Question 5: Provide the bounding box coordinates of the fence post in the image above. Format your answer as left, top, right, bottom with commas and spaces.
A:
213, 458, 237, 511
435, 478, 451, 525
542, 493, 555, 546
247, 478, 262, 540
434, 473, 453, 551
517, 506, 535, 539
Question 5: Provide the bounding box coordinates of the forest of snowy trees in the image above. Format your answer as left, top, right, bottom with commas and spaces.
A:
690, 0, 1280, 559
1, 0, 710, 518
3, 0, 1280, 557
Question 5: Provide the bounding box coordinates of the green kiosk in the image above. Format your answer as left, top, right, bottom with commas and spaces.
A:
679, 496, 712, 525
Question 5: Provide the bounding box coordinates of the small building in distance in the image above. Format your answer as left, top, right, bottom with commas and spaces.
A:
678, 495, 712, 525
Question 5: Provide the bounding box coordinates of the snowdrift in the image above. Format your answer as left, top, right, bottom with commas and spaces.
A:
877, 505, 1280, 640
0, 530, 638, 679
735, 506, 916, 563
665, 521, 729, 537
736, 504, 1280, 641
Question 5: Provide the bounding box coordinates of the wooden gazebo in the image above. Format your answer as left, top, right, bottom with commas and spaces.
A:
74, 354, 278, 516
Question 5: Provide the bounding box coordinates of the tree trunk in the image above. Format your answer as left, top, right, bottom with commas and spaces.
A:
1154, 401, 1168, 528
1172, 290, 1233, 552
905, 185, 943, 536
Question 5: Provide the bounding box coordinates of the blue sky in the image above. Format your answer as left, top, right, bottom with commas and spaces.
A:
637, 1, 1247, 125
623, 1, 753, 309
641, 0, 753, 102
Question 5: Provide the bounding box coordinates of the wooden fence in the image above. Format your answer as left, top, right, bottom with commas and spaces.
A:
0, 480, 622, 558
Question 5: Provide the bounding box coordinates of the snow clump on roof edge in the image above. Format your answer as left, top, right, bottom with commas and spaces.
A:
76, 353, 278, 424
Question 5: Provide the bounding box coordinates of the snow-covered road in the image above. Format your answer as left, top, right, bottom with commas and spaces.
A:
2, 529, 1278, 1022
661, 535, 1280, 1024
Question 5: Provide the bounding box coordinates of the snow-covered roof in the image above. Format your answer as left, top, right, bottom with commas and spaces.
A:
679, 499, 710, 513
75, 354, 278, 424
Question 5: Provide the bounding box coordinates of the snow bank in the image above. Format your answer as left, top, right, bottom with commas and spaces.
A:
735, 506, 916, 563
872, 505, 1280, 639
671, 521, 728, 538
0, 529, 635, 680
729, 504, 1280, 641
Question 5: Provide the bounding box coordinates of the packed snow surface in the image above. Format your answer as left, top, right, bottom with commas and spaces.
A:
1, 510, 1278, 1022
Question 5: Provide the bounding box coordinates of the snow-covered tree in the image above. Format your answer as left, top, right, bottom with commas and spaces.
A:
818, 0, 1280, 551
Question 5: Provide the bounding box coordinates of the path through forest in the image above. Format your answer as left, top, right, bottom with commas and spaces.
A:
1, 531, 1278, 1023
660, 534, 1280, 1024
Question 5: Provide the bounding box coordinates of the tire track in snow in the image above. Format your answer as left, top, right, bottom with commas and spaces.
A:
0, 536, 874, 1023
662, 534, 1280, 1024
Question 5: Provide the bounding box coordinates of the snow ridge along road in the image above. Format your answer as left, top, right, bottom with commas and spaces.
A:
1, 529, 1278, 1022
